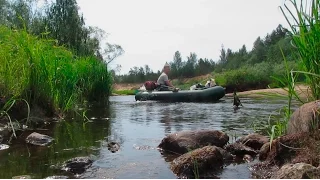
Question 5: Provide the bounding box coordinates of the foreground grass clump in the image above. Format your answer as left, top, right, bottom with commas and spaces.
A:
281, 0, 320, 101
259, 0, 320, 139
0, 26, 112, 113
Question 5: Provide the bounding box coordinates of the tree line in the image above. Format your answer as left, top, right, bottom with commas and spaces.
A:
117, 24, 297, 83
0, 0, 123, 62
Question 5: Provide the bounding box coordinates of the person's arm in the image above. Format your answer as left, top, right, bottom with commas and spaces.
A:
165, 80, 174, 87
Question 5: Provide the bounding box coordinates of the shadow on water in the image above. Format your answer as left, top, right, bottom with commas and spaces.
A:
0, 96, 296, 179
0, 103, 112, 179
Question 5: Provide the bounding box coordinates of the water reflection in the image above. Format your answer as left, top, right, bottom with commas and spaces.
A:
0, 96, 297, 179
0, 104, 112, 179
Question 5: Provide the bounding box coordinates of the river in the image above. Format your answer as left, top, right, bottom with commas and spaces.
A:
0, 95, 292, 179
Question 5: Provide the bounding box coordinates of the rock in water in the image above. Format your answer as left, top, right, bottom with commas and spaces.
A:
287, 100, 320, 134
225, 142, 257, 156
0, 144, 9, 150
237, 133, 269, 150
61, 157, 93, 174
45, 176, 69, 179
107, 142, 120, 153
12, 175, 32, 179
170, 146, 223, 178
158, 130, 229, 154
259, 142, 271, 161
271, 163, 320, 179
25, 132, 54, 146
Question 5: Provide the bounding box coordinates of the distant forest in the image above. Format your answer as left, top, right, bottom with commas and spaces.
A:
114, 24, 297, 84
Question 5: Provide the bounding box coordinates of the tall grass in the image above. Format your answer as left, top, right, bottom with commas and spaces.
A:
280, 0, 320, 101
262, 0, 320, 139
0, 26, 112, 113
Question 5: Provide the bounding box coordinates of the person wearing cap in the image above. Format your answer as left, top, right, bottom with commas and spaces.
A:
157, 62, 176, 91
205, 78, 216, 88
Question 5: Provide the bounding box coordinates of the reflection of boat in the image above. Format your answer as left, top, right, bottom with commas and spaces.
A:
135, 86, 225, 102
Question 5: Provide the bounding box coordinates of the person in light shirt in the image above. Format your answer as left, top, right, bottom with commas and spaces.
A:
157, 62, 177, 91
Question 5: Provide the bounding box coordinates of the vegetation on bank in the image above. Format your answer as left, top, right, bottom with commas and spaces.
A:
112, 90, 137, 96
0, 0, 119, 118
0, 26, 112, 114
264, 0, 320, 138
115, 24, 300, 92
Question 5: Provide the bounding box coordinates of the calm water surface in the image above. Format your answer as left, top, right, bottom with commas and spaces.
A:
0, 96, 293, 179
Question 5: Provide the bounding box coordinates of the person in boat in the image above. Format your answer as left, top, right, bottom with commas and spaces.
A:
205, 78, 216, 88
157, 62, 177, 91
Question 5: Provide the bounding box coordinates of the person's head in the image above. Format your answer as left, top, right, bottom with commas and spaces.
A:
163, 62, 170, 74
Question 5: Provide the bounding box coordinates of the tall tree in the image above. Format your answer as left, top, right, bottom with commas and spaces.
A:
45, 0, 86, 54
219, 44, 227, 64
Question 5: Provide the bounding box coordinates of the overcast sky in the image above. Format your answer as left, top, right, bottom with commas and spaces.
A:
77, 0, 289, 74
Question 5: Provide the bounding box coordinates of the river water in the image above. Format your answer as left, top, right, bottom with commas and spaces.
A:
0, 95, 293, 179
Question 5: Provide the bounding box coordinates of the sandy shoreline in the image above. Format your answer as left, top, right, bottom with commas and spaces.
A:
225, 85, 311, 99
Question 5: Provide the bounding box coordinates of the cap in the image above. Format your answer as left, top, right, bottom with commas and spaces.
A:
164, 62, 170, 67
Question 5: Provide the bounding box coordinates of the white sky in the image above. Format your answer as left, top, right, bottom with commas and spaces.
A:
77, 0, 289, 74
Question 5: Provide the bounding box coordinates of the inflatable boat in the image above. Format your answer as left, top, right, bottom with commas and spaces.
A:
135, 86, 225, 102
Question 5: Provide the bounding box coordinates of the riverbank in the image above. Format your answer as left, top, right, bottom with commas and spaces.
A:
0, 27, 112, 144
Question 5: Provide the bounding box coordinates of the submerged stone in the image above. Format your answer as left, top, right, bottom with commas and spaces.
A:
25, 132, 54, 146
12, 175, 32, 179
225, 142, 257, 156
0, 144, 9, 150
45, 175, 69, 179
107, 142, 120, 153
62, 157, 93, 174
158, 130, 229, 154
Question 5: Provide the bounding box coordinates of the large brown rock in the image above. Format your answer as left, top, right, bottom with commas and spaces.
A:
287, 100, 320, 134
225, 142, 257, 156
158, 130, 229, 154
259, 142, 271, 161
170, 146, 223, 178
260, 131, 320, 167
271, 163, 320, 179
237, 133, 269, 150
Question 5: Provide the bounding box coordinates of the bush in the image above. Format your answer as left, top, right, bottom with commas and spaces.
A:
214, 61, 299, 92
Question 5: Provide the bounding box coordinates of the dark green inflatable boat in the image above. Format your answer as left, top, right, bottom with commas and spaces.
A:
135, 86, 225, 102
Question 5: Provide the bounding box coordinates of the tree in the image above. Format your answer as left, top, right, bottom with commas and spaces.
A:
104, 43, 124, 64
219, 44, 227, 64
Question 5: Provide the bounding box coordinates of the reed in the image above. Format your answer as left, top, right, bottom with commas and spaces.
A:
0, 26, 112, 114
263, 0, 320, 139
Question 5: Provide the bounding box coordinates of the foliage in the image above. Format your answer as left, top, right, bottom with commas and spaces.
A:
0, 0, 124, 61
119, 24, 298, 87
112, 90, 137, 95
0, 26, 112, 113
280, 0, 320, 100
261, 0, 320, 139
114, 65, 161, 83
214, 61, 299, 92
